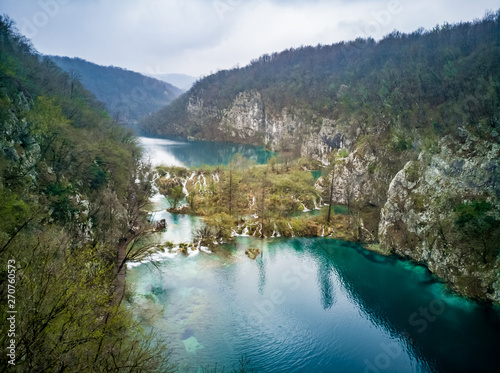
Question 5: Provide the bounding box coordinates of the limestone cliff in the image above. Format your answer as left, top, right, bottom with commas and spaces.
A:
152, 86, 500, 302
379, 129, 500, 302
164, 89, 352, 163
143, 15, 500, 302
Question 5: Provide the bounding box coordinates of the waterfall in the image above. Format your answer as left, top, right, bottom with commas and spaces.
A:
241, 226, 249, 236
301, 202, 311, 212
287, 223, 295, 237
272, 223, 281, 237
189, 172, 196, 181
321, 226, 325, 237
182, 179, 189, 197
248, 195, 256, 210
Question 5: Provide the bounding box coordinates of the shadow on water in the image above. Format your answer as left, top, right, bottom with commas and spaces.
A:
299, 238, 500, 373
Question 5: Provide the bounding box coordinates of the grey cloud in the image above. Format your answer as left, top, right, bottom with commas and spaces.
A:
1, 0, 497, 76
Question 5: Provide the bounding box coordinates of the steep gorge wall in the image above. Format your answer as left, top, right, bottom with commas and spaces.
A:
379, 129, 500, 302
158, 90, 500, 303
182, 90, 352, 163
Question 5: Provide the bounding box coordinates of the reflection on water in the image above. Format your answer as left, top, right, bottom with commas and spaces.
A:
128, 137, 500, 373
127, 235, 500, 373
139, 136, 273, 167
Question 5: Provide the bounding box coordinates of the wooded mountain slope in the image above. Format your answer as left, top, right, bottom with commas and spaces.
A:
143, 12, 500, 303
144, 12, 499, 152
0, 16, 174, 371
49, 55, 183, 125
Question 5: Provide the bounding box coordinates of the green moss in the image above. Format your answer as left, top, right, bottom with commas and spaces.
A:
405, 162, 420, 183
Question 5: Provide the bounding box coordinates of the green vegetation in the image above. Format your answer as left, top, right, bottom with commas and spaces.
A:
49, 55, 183, 125
157, 154, 364, 244
0, 16, 174, 371
144, 12, 500, 158
453, 200, 500, 264
144, 12, 500, 303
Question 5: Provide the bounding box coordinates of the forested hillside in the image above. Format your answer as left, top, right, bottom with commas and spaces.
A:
145, 12, 499, 150
0, 16, 174, 371
143, 12, 500, 303
49, 55, 183, 125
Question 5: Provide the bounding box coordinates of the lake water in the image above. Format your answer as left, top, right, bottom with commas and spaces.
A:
138, 136, 273, 167
129, 137, 500, 373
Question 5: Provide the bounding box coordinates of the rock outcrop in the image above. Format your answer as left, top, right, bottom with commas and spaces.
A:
379, 129, 500, 302
152, 89, 500, 303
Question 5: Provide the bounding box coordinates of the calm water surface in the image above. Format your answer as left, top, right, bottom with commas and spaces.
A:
139, 136, 273, 167
128, 136, 500, 373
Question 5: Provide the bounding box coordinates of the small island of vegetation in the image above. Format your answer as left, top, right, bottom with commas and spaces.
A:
155, 150, 377, 251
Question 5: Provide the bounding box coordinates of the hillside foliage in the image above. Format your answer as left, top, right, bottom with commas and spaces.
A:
49, 55, 183, 125
144, 11, 500, 153
0, 16, 175, 372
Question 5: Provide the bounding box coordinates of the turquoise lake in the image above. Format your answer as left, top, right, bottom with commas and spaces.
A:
128, 137, 500, 373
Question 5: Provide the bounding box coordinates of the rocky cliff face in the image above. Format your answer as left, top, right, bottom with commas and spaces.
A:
379, 129, 500, 302
155, 89, 500, 303
183, 90, 351, 163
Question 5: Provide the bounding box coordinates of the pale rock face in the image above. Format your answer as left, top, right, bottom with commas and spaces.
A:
187, 96, 204, 116
216, 90, 349, 162
221, 91, 265, 139
181, 90, 500, 303
379, 130, 500, 302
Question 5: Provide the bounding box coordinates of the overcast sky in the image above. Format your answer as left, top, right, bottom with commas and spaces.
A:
1, 0, 498, 77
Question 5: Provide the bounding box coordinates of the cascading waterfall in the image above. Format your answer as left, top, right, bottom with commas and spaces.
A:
248, 195, 256, 210
272, 223, 281, 237
287, 222, 295, 237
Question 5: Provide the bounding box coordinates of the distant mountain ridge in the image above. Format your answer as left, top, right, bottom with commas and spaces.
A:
150, 73, 197, 90
48, 56, 183, 125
